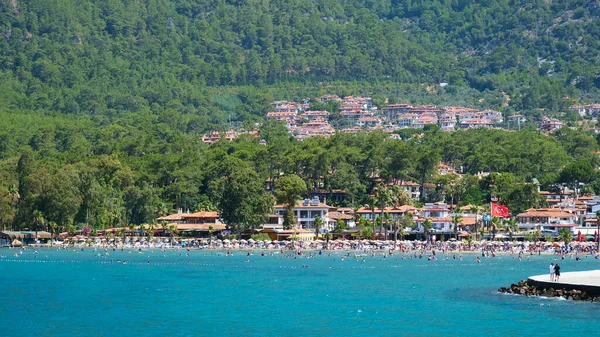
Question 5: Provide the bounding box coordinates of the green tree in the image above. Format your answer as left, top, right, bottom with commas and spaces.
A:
398, 212, 414, 242
375, 183, 393, 239
490, 216, 502, 240
452, 214, 463, 240
168, 225, 179, 246
219, 165, 266, 239
559, 160, 595, 199
558, 227, 571, 244
415, 149, 441, 202
313, 216, 324, 240
422, 218, 433, 243
274, 174, 306, 230
208, 225, 215, 245
504, 217, 519, 241
32, 210, 44, 242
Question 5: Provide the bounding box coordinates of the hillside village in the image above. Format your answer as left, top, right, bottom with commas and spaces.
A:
198, 95, 600, 144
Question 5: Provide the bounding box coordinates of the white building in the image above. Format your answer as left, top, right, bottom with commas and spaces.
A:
516, 208, 577, 236
274, 197, 332, 231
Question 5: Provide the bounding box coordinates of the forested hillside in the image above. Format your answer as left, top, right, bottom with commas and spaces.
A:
1, 0, 600, 232
1, 0, 599, 122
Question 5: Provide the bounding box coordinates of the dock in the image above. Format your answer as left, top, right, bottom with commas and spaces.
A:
528, 270, 600, 297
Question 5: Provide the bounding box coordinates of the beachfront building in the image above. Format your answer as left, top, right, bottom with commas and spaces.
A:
0, 231, 52, 246
274, 197, 332, 231
155, 210, 226, 235
421, 203, 451, 218
327, 210, 354, 229
414, 218, 454, 239
354, 205, 418, 222
515, 208, 578, 236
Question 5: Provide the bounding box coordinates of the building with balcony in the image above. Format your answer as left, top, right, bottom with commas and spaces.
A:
516, 208, 577, 236
274, 197, 332, 231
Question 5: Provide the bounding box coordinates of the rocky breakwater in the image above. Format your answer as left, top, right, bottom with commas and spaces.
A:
498, 280, 599, 302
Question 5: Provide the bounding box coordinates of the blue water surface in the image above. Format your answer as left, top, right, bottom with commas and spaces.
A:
0, 248, 599, 337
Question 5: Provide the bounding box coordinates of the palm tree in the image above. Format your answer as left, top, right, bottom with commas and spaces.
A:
8, 184, 19, 203
398, 213, 414, 241
366, 196, 377, 231
362, 226, 373, 240
505, 217, 518, 241
48, 221, 58, 246
208, 225, 215, 245
384, 212, 393, 241
323, 232, 332, 245
32, 210, 44, 242
161, 221, 168, 238
139, 224, 147, 240
398, 225, 408, 242
104, 230, 113, 246
375, 183, 393, 239
116, 228, 126, 247
490, 216, 502, 240
147, 222, 156, 244
558, 227, 571, 244
422, 218, 433, 243
451, 214, 463, 240
532, 230, 541, 243
313, 216, 324, 241
168, 225, 179, 246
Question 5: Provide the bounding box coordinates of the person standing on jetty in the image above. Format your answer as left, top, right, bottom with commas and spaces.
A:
549, 263, 555, 281
554, 263, 561, 281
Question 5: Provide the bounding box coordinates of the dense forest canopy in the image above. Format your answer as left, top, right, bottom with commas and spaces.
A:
1, 0, 600, 232
1, 0, 599, 122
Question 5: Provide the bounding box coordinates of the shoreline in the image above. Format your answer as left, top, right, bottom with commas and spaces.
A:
1, 243, 583, 257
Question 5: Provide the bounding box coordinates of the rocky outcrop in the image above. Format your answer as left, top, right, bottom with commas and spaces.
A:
498, 280, 599, 302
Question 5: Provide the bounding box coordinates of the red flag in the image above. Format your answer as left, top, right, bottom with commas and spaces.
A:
491, 203, 509, 217
595, 231, 598, 243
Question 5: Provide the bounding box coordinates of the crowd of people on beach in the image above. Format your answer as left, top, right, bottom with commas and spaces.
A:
38, 236, 600, 256
6, 238, 600, 265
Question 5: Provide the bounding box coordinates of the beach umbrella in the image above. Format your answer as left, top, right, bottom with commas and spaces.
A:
595, 231, 598, 243
577, 231, 582, 242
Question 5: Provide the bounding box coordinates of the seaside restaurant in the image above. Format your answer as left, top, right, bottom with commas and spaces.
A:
155, 210, 226, 237
0, 231, 52, 246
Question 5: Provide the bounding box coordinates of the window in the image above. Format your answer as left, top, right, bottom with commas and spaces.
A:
300, 211, 308, 218
310, 211, 321, 218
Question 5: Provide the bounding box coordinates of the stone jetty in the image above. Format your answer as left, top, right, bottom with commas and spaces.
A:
499, 270, 600, 302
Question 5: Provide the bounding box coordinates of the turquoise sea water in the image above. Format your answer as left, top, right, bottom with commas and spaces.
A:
1, 248, 599, 337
